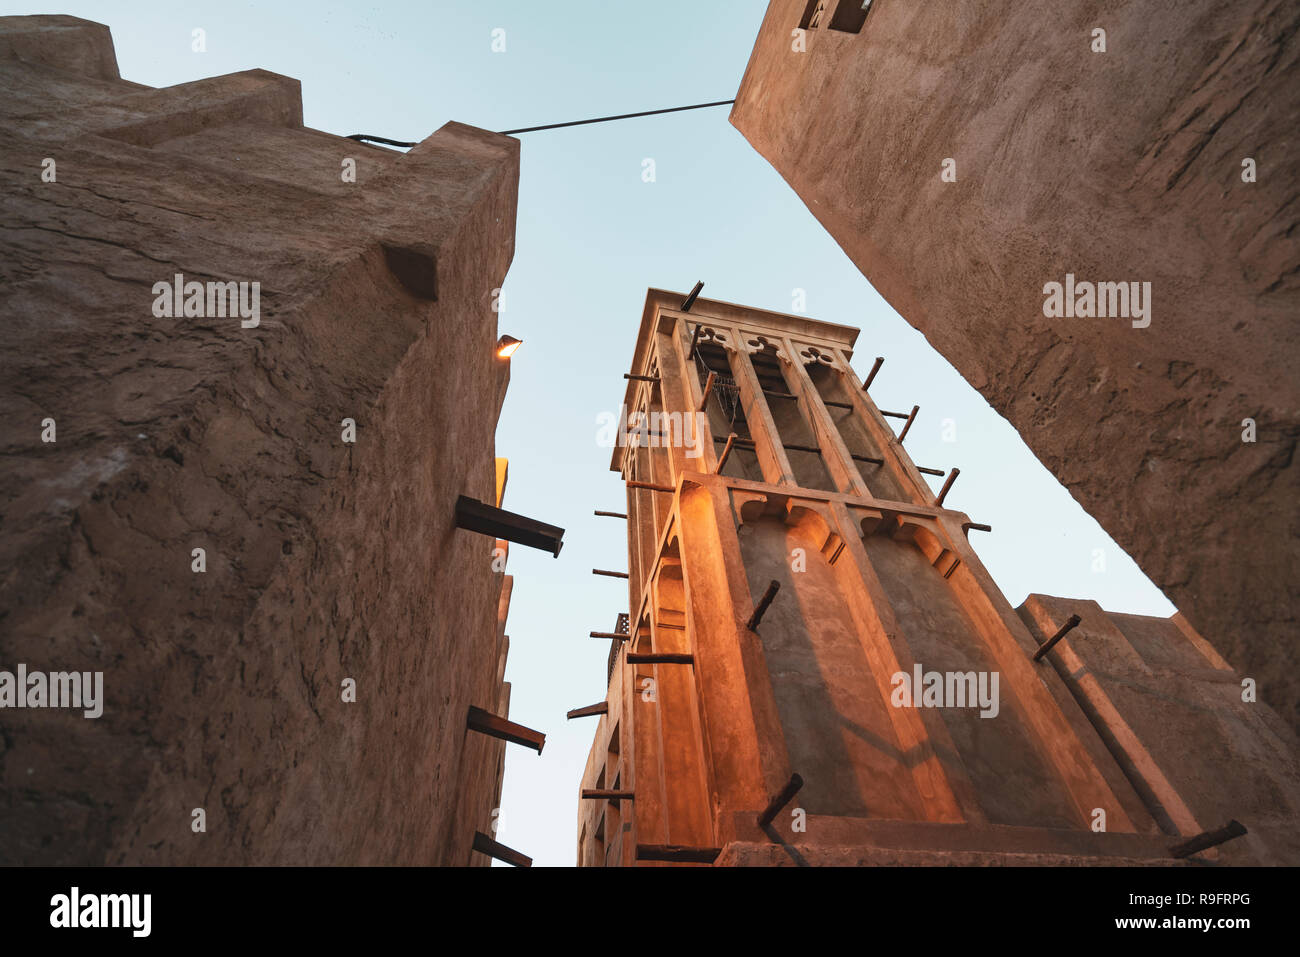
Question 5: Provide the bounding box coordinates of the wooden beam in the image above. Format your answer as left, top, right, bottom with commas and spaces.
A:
567, 702, 609, 719
681, 281, 704, 312
1032, 614, 1082, 663
472, 831, 532, 868
582, 789, 634, 801
862, 356, 884, 390
593, 568, 630, 579
897, 405, 919, 443
627, 479, 675, 494
455, 495, 564, 557
595, 510, 627, 519
466, 705, 545, 753
1170, 820, 1248, 859
715, 432, 738, 473
626, 652, 694, 665
935, 467, 961, 506
591, 631, 630, 641
636, 843, 722, 864
757, 772, 804, 828
698, 371, 717, 411
746, 579, 781, 633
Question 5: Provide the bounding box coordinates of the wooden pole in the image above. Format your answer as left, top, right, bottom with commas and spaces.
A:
757, 772, 804, 828
1032, 614, 1082, 662
1169, 820, 1248, 859
626, 652, 694, 665
466, 705, 545, 753
636, 844, 722, 864
863, 356, 884, 390
567, 702, 609, 719
681, 281, 704, 312
472, 831, 532, 868
746, 579, 781, 632
627, 480, 675, 493
715, 432, 738, 474
935, 467, 960, 505
688, 323, 704, 360
897, 405, 920, 443
698, 371, 717, 411
593, 568, 630, 579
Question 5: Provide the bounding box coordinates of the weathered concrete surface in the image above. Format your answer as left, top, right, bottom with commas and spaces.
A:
0, 16, 519, 864
1020, 594, 1300, 866
731, 1, 1300, 731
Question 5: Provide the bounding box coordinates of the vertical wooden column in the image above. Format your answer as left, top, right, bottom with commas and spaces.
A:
780, 336, 870, 497
831, 347, 933, 504
728, 345, 796, 486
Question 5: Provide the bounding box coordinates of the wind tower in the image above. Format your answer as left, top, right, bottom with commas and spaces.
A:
574, 289, 1300, 867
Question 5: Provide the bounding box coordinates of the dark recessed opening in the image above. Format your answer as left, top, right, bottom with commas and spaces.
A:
829, 0, 873, 34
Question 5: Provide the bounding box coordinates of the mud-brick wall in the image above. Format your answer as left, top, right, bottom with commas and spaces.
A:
0, 15, 519, 864
732, 0, 1300, 732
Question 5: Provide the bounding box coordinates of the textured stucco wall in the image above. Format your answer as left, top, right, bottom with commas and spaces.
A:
732, 0, 1300, 731
0, 15, 518, 864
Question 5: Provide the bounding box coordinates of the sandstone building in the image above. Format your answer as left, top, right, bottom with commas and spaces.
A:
0, 15, 540, 865
730, 0, 1300, 732
576, 290, 1300, 866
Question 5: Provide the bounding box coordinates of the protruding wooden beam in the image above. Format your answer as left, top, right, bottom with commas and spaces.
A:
1170, 820, 1248, 859
454, 495, 564, 557
593, 568, 629, 579
473, 831, 532, 868
1032, 614, 1083, 663
715, 432, 738, 474
698, 371, 717, 411
757, 772, 804, 828
917, 466, 946, 476
624, 373, 659, 382
582, 789, 634, 801
636, 843, 722, 864
963, 522, 992, 534
681, 281, 704, 312
935, 467, 961, 506
881, 409, 910, 419
688, 323, 704, 361
595, 510, 627, 519
863, 356, 884, 390
591, 631, 630, 641
746, 579, 781, 633
626, 652, 694, 665
627, 480, 675, 493
897, 405, 920, 443
567, 702, 609, 719
466, 705, 545, 753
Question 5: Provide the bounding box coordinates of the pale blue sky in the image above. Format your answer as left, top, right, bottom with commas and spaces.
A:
7, 0, 1174, 866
